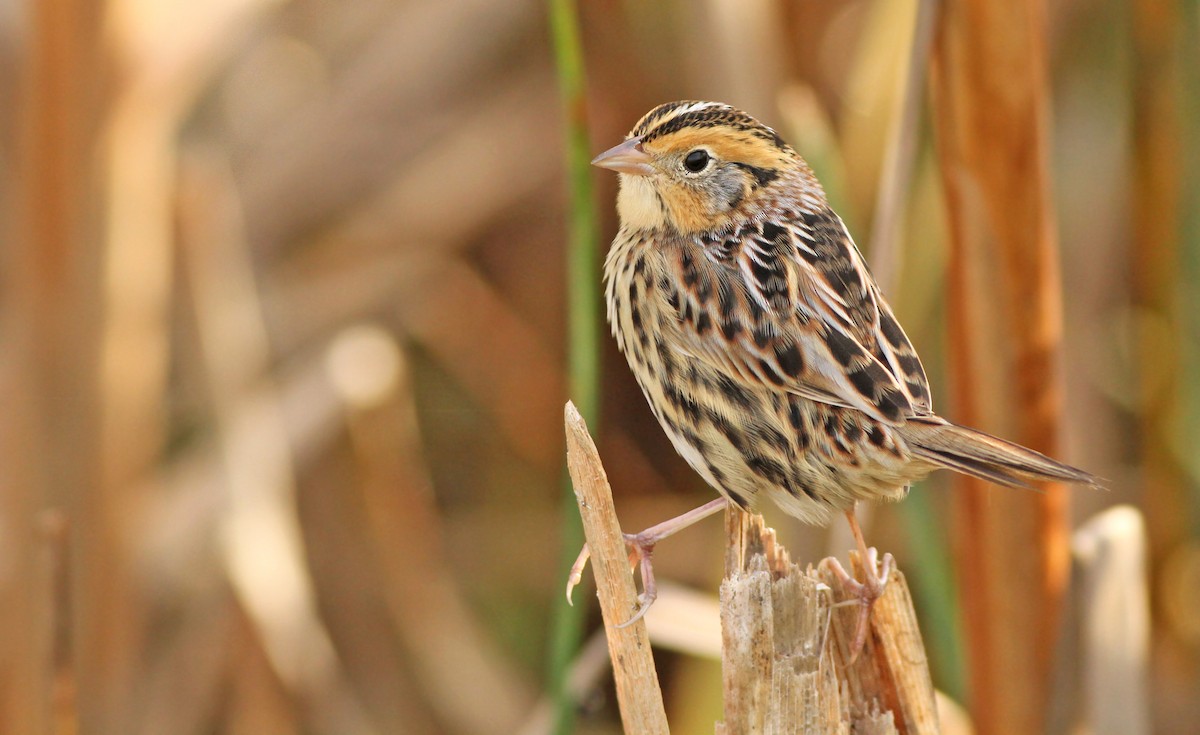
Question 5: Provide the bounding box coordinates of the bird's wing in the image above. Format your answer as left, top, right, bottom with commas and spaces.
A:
666, 209, 932, 425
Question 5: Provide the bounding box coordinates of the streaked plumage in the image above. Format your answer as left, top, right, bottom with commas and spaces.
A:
596, 101, 1097, 528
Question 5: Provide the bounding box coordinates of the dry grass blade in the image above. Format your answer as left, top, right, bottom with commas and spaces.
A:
564, 402, 669, 735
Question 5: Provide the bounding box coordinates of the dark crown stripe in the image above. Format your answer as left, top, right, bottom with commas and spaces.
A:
633, 101, 790, 151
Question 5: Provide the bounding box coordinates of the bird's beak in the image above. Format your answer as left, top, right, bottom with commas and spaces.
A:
591, 137, 654, 176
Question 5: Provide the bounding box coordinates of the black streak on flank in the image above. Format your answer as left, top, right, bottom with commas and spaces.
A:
868, 425, 887, 447
663, 383, 701, 423
787, 399, 804, 431
746, 455, 789, 486
681, 427, 708, 455
823, 414, 838, 437
716, 374, 755, 410
656, 339, 677, 376
792, 482, 817, 501
756, 424, 791, 453
680, 299, 694, 325
695, 311, 712, 334
725, 488, 750, 510
709, 413, 747, 452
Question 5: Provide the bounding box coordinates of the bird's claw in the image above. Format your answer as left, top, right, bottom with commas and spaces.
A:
825, 547, 894, 662
565, 543, 592, 605
563, 532, 659, 627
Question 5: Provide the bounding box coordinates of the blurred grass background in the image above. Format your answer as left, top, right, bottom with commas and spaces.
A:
0, 0, 1197, 733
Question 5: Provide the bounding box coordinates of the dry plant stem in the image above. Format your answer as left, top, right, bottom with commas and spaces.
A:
564, 402, 669, 734
1072, 507, 1151, 735
867, 0, 939, 292
1131, 0, 1186, 581
9, 0, 112, 729
932, 1, 1069, 731
36, 512, 76, 734
719, 510, 939, 734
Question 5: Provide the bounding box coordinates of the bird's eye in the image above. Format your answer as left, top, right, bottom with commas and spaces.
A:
683, 149, 711, 173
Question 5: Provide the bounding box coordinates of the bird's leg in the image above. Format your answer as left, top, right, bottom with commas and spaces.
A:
566, 498, 728, 626
825, 505, 894, 661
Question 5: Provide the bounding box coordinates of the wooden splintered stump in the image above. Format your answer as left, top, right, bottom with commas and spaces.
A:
564, 403, 939, 734
719, 510, 940, 735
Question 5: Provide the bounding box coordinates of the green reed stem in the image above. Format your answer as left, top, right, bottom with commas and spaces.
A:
547, 0, 600, 732
898, 486, 965, 702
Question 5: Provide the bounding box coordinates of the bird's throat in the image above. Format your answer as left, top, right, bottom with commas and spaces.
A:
616, 174, 668, 231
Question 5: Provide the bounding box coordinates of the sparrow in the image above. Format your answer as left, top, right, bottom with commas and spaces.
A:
572, 100, 1097, 653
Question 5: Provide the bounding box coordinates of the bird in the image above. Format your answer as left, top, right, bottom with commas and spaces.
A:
569, 100, 1098, 653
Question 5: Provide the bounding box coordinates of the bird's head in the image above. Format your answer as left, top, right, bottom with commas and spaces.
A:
592, 101, 814, 234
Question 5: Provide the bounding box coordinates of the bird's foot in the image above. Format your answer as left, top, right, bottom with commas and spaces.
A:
565, 530, 660, 627
826, 547, 894, 662
564, 498, 727, 626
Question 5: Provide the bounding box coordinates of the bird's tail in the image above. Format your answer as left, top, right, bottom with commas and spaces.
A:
900, 415, 1101, 489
